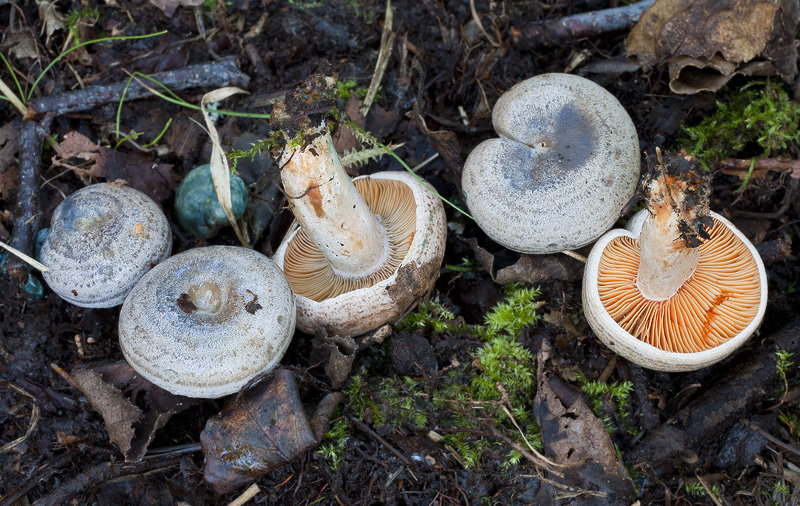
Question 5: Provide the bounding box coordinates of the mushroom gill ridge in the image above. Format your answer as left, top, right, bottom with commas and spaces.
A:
597, 219, 761, 353
282, 177, 416, 301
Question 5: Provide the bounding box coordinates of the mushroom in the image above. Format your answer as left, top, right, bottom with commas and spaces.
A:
272, 126, 447, 338
583, 149, 768, 371
174, 163, 249, 239
40, 182, 172, 308
461, 73, 641, 254
118, 245, 295, 398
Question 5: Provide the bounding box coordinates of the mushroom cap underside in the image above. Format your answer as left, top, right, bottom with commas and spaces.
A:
583, 210, 767, 371
462, 73, 640, 254
273, 171, 447, 338
41, 183, 172, 308
119, 246, 296, 398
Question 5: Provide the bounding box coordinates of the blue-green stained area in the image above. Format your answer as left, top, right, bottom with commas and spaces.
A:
174, 164, 249, 239
0, 252, 44, 299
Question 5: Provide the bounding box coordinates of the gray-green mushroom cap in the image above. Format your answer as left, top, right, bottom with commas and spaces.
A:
174, 163, 248, 239
40, 182, 172, 308
118, 246, 296, 398
461, 73, 641, 254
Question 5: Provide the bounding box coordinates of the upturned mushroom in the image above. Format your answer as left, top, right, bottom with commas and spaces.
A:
40, 182, 172, 308
461, 73, 641, 254
267, 72, 446, 339
118, 246, 295, 398
583, 149, 767, 372
272, 125, 447, 337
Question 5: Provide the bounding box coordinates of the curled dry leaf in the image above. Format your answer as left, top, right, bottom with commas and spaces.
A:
625, 0, 799, 93
200, 86, 250, 247
310, 329, 356, 389
70, 362, 195, 461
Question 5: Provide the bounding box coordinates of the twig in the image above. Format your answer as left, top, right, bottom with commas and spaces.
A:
31, 456, 183, 506
718, 157, 800, 174
348, 415, 413, 468
26, 56, 250, 118
0, 448, 81, 506
227, 483, 261, 506
6, 114, 53, 282
511, 0, 656, 49
359, 0, 395, 117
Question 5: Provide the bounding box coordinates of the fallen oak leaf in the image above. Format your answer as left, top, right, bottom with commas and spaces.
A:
52, 131, 174, 205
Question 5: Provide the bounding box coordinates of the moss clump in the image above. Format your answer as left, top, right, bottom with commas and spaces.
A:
330, 283, 541, 471
677, 81, 800, 171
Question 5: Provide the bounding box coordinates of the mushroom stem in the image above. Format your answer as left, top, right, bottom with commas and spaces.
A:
636, 207, 699, 301
635, 149, 711, 301
280, 127, 390, 279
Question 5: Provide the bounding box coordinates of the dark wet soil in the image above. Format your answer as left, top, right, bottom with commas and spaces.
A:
2, 1, 800, 505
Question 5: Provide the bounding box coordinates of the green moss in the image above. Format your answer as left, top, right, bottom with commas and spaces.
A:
65, 7, 100, 44
576, 372, 636, 435
677, 81, 800, 171
344, 283, 542, 470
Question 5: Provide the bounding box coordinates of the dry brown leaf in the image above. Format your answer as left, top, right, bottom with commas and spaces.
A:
201, 86, 250, 247
71, 368, 143, 457
36, 0, 66, 46
71, 362, 196, 462
201, 369, 318, 495
464, 237, 582, 285
149, 0, 204, 18
0, 121, 19, 199
533, 341, 635, 504
626, 0, 799, 93
51, 131, 174, 204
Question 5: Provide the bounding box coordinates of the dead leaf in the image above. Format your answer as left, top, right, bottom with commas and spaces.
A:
333, 96, 366, 176
52, 131, 174, 204
464, 237, 582, 285
407, 109, 463, 182
71, 368, 143, 457
71, 362, 196, 462
310, 329, 356, 389
0, 121, 20, 199
533, 341, 636, 505
36, 0, 66, 47
149, 0, 204, 18
201, 369, 318, 495
626, 0, 799, 93
201, 86, 250, 247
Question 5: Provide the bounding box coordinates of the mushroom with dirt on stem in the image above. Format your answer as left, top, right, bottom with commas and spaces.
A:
39, 182, 172, 308
118, 245, 296, 399
461, 73, 641, 254
582, 149, 767, 372
270, 75, 447, 338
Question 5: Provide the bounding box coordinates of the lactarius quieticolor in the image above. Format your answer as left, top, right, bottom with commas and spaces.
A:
40, 182, 171, 308
462, 73, 640, 254
583, 149, 767, 372
118, 246, 296, 398
272, 126, 447, 338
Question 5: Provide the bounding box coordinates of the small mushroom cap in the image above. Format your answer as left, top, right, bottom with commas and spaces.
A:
273, 171, 447, 338
583, 210, 768, 371
462, 73, 640, 254
174, 164, 249, 239
40, 183, 172, 308
119, 246, 296, 398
